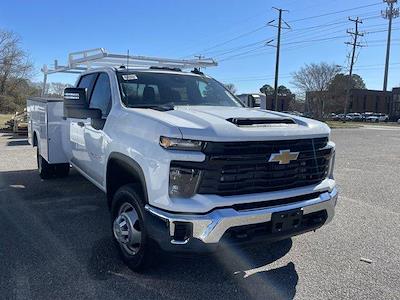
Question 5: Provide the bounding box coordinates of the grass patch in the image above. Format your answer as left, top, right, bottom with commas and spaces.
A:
325, 121, 362, 129
0, 114, 13, 130
326, 121, 400, 129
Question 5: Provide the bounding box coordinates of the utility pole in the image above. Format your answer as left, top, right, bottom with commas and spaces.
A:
344, 17, 364, 115
382, 0, 399, 91
269, 8, 290, 111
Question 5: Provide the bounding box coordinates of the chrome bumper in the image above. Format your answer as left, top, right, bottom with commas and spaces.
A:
145, 188, 338, 245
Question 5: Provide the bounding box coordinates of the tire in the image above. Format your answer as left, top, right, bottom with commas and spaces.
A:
37, 147, 55, 179
111, 184, 153, 272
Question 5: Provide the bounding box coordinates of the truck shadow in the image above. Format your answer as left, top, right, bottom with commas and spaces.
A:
88, 237, 298, 299
0, 168, 298, 300
6, 140, 30, 146
2, 133, 28, 140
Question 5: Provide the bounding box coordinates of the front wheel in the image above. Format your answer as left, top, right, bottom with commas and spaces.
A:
111, 184, 153, 272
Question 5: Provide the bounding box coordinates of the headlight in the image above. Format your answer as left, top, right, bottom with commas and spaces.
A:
160, 136, 203, 151
327, 150, 335, 179
169, 167, 201, 198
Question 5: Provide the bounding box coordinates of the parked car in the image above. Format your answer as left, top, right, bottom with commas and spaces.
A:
345, 113, 362, 121
366, 113, 389, 123
361, 112, 374, 122
334, 113, 345, 121
329, 113, 338, 120
27, 49, 338, 271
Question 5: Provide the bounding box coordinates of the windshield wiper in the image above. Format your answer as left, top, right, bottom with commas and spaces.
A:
129, 103, 175, 111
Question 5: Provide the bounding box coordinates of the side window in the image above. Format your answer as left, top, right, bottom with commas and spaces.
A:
77, 73, 98, 101
90, 73, 112, 116
198, 81, 207, 97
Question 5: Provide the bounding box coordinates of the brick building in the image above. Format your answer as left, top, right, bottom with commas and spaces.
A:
305, 88, 400, 119
392, 88, 400, 120
348, 89, 392, 114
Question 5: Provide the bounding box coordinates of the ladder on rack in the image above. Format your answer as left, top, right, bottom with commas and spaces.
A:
41, 48, 218, 96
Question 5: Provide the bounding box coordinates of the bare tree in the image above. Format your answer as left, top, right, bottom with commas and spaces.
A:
291, 63, 341, 118
0, 29, 33, 95
49, 82, 73, 97
224, 83, 237, 94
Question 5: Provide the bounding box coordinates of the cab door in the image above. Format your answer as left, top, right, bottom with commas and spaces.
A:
81, 72, 112, 186
69, 72, 98, 168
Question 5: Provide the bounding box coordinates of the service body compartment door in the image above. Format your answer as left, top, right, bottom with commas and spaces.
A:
27, 98, 68, 164
47, 101, 68, 164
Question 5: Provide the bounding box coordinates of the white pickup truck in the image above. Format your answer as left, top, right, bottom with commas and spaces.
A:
27, 49, 338, 271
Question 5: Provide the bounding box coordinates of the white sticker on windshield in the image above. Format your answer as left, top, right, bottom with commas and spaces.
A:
122, 74, 138, 80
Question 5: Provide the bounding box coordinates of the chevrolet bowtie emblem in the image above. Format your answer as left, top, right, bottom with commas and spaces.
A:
268, 150, 300, 164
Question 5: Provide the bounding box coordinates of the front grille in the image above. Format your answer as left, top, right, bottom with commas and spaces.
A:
196, 137, 332, 196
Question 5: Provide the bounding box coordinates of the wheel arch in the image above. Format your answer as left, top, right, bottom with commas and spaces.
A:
106, 152, 149, 208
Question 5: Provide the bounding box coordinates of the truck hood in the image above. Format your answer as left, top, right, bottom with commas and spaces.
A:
139, 106, 330, 141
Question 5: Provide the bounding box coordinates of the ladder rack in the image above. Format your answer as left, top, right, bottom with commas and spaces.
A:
41, 48, 217, 75
40, 48, 217, 96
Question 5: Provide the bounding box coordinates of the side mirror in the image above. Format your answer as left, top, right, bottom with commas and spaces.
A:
63, 87, 102, 119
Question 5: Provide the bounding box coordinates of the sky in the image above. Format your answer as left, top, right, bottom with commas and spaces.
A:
0, 0, 399, 94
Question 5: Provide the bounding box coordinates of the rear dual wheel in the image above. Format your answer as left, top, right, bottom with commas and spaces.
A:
36, 147, 70, 179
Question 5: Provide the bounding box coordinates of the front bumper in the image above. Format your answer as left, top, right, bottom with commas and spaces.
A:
145, 187, 338, 253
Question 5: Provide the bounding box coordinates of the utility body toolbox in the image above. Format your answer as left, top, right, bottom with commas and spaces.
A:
27, 98, 68, 164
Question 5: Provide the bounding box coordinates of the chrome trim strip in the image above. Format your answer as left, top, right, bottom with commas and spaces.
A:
145, 188, 338, 244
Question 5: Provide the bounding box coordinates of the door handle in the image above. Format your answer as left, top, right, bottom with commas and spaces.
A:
77, 121, 85, 127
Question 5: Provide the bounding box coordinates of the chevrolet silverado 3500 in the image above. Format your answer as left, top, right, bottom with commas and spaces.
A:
27, 49, 337, 271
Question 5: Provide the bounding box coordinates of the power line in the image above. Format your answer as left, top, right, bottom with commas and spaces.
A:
185, 2, 385, 60
216, 19, 385, 60
283, 35, 349, 46
211, 38, 272, 58
219, 45, 269, 62
215, 21, 348, 59
187, 24, 267, 57
195, 12, 389, 61
288, 2, 382, 23
218, 26, 399, 63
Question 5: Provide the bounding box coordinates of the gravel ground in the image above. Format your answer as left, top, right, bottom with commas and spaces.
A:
0, 127, 399, 300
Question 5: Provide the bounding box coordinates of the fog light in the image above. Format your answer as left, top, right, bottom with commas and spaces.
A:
169, 167, 200, 198
173, 222, 193, 241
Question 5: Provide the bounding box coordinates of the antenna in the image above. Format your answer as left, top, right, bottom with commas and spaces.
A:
127, 49, 130, 69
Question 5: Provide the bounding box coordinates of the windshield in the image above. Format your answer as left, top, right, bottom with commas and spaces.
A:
117, 71, 243, 108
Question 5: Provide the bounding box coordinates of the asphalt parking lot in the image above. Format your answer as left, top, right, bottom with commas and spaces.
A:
0, 126, 399, 300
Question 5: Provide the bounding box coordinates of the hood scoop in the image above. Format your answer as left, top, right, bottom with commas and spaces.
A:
226, 117, 296, 127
